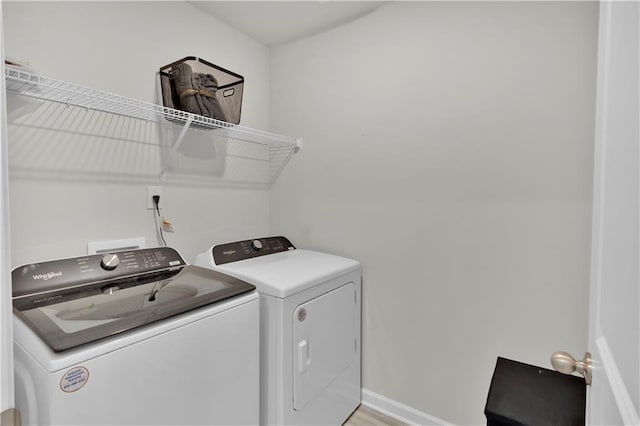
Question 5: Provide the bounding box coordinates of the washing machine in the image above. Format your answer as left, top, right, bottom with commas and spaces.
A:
12, 247, 260, 425
195, 236, 362, 425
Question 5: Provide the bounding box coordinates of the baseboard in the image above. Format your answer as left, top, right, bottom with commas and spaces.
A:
361, 388, 451, 425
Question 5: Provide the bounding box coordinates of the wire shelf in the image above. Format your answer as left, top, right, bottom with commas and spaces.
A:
5, 65, 300, 185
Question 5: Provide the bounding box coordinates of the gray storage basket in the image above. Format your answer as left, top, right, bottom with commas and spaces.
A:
159, 56, 244, 124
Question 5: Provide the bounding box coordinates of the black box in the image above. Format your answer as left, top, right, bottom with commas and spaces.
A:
485, 357, 586, 426
159, 56, 244, 124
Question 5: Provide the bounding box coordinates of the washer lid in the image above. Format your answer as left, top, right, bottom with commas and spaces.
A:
13, 264, 255, 352
213, 249, 360, 298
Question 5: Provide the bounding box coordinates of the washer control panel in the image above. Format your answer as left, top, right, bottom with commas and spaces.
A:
212, 236, 296, 265
12, 247, 187, 298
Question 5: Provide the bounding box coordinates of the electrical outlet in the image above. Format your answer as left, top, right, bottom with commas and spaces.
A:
147, 185, 163, 210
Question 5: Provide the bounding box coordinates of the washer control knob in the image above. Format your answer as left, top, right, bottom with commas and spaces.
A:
100, 254, 120, 271
251, 240, 263, 251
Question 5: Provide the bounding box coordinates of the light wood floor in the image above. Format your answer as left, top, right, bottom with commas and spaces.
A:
343, 404, 407, 426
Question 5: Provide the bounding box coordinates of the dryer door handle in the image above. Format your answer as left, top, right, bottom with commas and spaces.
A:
297, 340, 311, 373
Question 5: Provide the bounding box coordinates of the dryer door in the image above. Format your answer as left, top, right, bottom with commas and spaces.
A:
293, 282, 356, 410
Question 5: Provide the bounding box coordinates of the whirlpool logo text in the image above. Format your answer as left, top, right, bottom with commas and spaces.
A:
32, 271, 62, 281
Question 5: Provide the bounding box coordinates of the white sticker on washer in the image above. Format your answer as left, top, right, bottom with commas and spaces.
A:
60, 366, 89, 393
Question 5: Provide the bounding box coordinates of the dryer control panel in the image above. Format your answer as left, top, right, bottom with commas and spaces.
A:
212, 236, 296, 265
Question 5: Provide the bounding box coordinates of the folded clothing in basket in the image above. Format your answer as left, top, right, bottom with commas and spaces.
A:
170, 63, 227, 121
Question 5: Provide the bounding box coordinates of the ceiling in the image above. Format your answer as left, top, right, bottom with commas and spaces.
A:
189, 1, 387, 47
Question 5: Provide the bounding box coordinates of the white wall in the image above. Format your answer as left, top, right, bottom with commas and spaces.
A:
3, 1, 272, 265
269, 2, 598, 424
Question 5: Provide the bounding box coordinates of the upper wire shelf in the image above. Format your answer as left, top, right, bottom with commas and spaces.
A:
4, 65, 301, 185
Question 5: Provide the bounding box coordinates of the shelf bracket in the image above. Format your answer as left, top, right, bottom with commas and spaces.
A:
161, 115, 194, 182
294, 137, 303, 153
172, 115, 194, 152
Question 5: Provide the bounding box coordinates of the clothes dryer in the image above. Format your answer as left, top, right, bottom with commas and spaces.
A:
13, 247, 260, 425
195, 236, 361, 425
